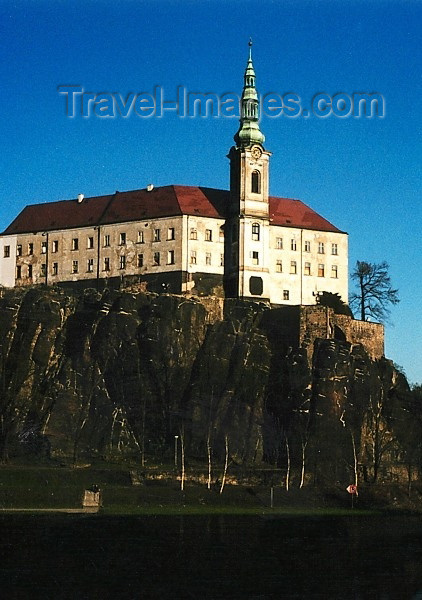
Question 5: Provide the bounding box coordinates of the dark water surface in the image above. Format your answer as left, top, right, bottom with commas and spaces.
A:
1, 513, 422, 599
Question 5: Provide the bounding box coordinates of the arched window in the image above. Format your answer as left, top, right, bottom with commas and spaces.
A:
251, 170, 261, 194
252, 222, 260, 241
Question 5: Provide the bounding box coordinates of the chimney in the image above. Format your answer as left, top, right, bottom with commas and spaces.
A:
77, 194, 84, 203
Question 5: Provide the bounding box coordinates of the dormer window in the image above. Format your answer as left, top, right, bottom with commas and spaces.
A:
251, 170, 261, 194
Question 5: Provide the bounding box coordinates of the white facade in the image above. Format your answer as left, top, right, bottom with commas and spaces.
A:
0, 235, 17, 287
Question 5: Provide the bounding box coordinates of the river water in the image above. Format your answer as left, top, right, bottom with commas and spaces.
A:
1, 513, 422, 599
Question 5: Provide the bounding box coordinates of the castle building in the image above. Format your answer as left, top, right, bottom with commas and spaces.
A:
0, 45, 348, 306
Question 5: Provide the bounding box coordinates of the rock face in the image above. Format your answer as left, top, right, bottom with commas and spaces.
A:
0, 287, 415, 486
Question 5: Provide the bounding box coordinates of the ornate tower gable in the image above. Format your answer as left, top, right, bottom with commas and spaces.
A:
229, 40, 271, 220
225, 41, 272, 300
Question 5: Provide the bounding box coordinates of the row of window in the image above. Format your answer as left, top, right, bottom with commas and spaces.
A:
190, 228, 223, 242
190, 251, 225, 266
4, 226, 226, 259
248, 252, 338, 278
275, 260, 338, 278
9, 229, 177, 258
273, 236, 338, 254
15, 249, 227, 279
249, 224, 339, 255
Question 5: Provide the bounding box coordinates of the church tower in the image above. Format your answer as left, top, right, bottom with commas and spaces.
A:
225, 41, 271, 300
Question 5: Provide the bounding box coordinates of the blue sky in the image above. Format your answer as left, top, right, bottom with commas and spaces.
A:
0, 0, 421, 383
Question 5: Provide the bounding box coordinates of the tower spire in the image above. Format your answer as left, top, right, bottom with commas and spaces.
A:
234, 40, 265, 147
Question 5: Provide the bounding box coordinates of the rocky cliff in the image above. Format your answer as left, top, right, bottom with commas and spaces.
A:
0, 286, 416, 486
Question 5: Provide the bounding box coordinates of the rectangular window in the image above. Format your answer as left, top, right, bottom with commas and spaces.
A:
167, 250, 175, 265
87, 236, 94, 249
331, 265, 338, 278
219, 228, 224, 242
104, 234, 110, 247
167, 227, 175, 241
41, 263, 47, 277
190, 228, 197, 240
304, 262, 311, 276
252, 251, 259, 265
283, 290, 289, 301
52, 262, 58, 276
153, 252, 160, 266
205, 229, 212, 242
72, 260, 78, 274
318, 242, 325, 254
119, 232, 126, 246
220, 253, 224, 266
28, 264, 32, 278
276, 237, 283, 249
331, 243, 338, 255
252, 223, 260, 241
42, 241, 47, 254
137, 230, 144, 244
318, 263, 325, 277
153, 229, 160, 242
290, 260, 297, 274
205, 252, 211, 265
16, 244, 22, 256
103, 257, 110, 271
137, 253, 144, 268
52, 240, 58, 253
120, 255, 126, 270
276, 259, 282, 273
304, 241, 311, 252
16, 265, 21, 279
72, 238, 78, 251
3, 246, 10, 258
190, 250, 197, 265
291, 239, 297, 251
28, 243, 33, 255
87, 258, 94, 273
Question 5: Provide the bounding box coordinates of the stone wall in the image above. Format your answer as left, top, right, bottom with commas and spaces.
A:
291, 305, 384, 362
334, 314, 384, 360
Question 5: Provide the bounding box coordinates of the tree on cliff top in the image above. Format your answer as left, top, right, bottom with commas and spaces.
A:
350, 260, 399, 323
316, 291, 353, 317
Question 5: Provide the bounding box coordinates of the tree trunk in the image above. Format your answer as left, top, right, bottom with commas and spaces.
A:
299, 439, 307, 489
180, 429, 185, 492
285, 436, 291, 492
207, 431, 212, 490
351, 431, 358, 487
220, 435, 229, 494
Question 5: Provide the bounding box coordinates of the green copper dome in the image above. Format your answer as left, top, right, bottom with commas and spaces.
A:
234, 40, 265, 147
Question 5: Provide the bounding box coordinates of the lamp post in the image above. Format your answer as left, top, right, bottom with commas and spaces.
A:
174, 435, 179, 468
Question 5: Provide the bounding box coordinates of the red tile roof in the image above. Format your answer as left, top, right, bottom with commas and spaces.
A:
269, 196, 343, 232
2, 185, 344, 235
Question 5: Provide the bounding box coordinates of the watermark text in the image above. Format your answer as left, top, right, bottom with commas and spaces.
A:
58, 85, 385, 119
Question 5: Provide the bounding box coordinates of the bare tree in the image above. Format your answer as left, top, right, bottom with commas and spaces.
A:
206, 429, 213, 490
180, 426, 186, 492
285, 436, 291, 491
219, 434, 229, 494
350, 261, 399, 322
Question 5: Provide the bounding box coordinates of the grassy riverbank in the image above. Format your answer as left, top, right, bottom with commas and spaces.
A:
0, 463, 421, 516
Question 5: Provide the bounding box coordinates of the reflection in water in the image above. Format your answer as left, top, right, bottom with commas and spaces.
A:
0, 514, 422, 598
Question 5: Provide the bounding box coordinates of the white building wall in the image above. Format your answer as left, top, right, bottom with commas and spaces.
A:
181, 215, 225, 291
268, 226, 348, 305
0, 236, 17, 287
238, 217, 271, 299
1, 215, 348, 306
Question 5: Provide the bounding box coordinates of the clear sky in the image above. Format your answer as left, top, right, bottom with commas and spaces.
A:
0, 0, 420, 384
